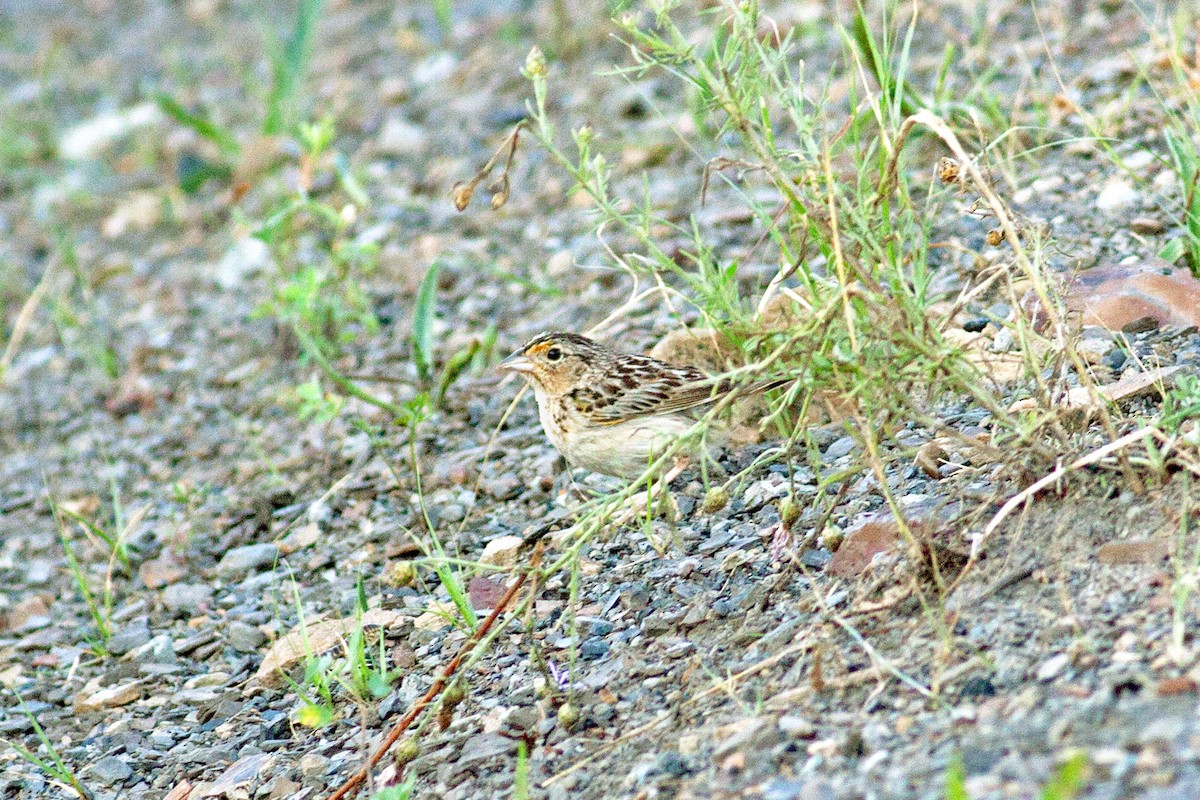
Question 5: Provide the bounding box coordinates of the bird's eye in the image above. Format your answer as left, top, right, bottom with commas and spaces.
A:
546, 347, 562, 361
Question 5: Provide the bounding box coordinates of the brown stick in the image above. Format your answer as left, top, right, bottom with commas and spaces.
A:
324, 573, 528, 800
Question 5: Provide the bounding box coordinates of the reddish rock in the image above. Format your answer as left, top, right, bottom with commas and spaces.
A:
468, 575, 511, 610
829, 520, 901, 578
1065, 259, 1200, 331
1156, 676, 1199, 696
1096, 537, 1170, 565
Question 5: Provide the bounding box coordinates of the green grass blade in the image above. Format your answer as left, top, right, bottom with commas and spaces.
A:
154, 92, 239, 157
1039, 752, 1088, 800
412, 261, 440, 384
944, 753, 968, 800
264, 0, 324, 135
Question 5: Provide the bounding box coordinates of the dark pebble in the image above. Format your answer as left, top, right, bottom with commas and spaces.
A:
963, 318, 988, 332
581, 637, 610, 660
1103, 347, 1127, 370
960, 675, 997, 699
658, 752, 690, 778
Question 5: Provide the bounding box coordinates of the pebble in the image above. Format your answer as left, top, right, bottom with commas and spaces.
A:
991, 328, 1016, 352
225, 620, 267, 651
1096, 177, 1140, 211
298, 753, 329, 778
377, 115, 428, 155
1129, 216, 1164, 234
89, 755, 134, 786
107, 623, 152, 655
581, 637, 610, 660
824, 436, 857, 460
778, 715, 816, 738
217, 543, 280, 578
162, 583, 214, 614
1037, 653, 1070, 681
216, 236, 272, 289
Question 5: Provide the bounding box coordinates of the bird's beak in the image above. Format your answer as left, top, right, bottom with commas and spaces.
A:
497, 352, 534, 374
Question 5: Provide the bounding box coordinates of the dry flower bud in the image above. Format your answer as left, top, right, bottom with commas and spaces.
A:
524, 45, 547, 78
779, 497, 801, 528
700, 486, 729, 514
557, 702, 580, 730
489, 175, 510, 210
937, 156, 960, 184
393, 738, 420, 767
986, 227, 1005, 247
452, 181, 474, 211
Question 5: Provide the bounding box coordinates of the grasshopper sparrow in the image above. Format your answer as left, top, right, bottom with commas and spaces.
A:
497, 331, 786, 480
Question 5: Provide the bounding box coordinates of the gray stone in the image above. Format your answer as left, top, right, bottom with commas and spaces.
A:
161, 583, 213, 614
107, 623, 152, 655
90, 756, 133, 785
457, 733, 515, 766
824, 436, 857, 460
778, 715, 816, 738
217, 543, 279, 578
225, 621, 266, 652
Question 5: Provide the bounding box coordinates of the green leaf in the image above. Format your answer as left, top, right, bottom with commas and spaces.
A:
295, 700, 333, 728
1159, 237, 1186, 264
155, 92, 239, 157
944, 753, 968, 800
1039, 752, 1088, 800
412, 261, 441, 384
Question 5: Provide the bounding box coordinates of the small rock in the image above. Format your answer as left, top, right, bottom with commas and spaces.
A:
59, 103, 161, 160
479, 536, 523, 568
1037, 653, 1070, 681
377, 116, 427, 155
225, 621, 266, 652
217, 543, 279, 578
778, 715, 816, 738
991, 328, 1016, 352
107, 624, 152, 656
828, 520, 899, 578
1076, 334, 1114, 364
482, 474, 522, 501
1130, 216, 1165, 235
1097, 537, 1170, 565
581, 637, 610, 660
102, 191, 161, 238
89, 756, 133, 786
139, 553, 187, 589
1096, 177, 1139, 211
196, 753, 272, 797
959, 676, 997, 699
298, 753, 328, 778
824, 436, 856, 460
162, 583, 213, 614
1139, 715, 1187, 746
467, 575, 510, 610
217, 236, 273, 289
457, 732, 515, 766
75, 681, 142, 712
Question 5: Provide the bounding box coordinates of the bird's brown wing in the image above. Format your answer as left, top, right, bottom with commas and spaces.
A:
569, 356, 788, 425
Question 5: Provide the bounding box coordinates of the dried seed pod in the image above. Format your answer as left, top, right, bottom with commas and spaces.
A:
489, 175, 510, 210
385, 560, 416, 587
986, 227, 1005, 247
557, 702, 580, 730
700, 486, 729, 514
779, 497, 801, 528
452, 181, 475, 211
937, 156, 960, 184
524, 45, 547, 78
438, 682, 468, 730
393, 737, 420, 767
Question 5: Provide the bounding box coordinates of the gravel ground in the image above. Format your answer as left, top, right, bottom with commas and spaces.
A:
2, 2, 1200, 799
